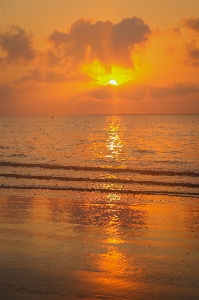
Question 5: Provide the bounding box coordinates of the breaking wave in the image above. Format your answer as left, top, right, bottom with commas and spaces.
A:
0, 161, 199, 177
1, 161, 199, 197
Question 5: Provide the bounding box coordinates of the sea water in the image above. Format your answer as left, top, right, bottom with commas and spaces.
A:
1, 114, 199, 300
0, 115, 199, 197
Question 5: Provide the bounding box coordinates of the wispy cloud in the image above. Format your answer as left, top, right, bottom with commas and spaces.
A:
149, 83, 199, 99
83, 82, 199, 102
18, 68, 67, 83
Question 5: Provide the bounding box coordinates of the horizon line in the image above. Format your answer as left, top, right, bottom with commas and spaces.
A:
1, 113, 199, 117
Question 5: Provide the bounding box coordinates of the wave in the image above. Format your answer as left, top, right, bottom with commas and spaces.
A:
1, 173, 198, 189
1, 184, 199, 197
0, 161, 198, 177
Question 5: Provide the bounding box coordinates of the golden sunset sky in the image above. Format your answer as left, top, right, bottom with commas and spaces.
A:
0, 0, 199, 115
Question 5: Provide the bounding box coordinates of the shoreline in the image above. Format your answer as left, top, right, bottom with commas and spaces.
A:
0, 189, 199, 299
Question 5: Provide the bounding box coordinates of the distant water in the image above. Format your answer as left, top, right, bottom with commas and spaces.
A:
0, 115, 199, 197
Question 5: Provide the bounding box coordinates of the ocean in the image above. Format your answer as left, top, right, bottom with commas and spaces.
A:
1, 114, 199, 299
0, 114, 199, 197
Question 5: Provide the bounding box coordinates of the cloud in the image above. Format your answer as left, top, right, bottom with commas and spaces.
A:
184, 42, 199, 67
85, 82, 199, 102
17, 68, 91, 84
189, 47, 199, 59
0, 25, 36, 64
117, 82, 148, 100
48, 17, 151, 69
19, 68, 43, 83
181, 18, 199, 66
44, 71, 67, 83
87, 85, 113, 100
16, 68, 68, 83
182, 18, 199, 32
149, 83, 199, 99
44, 70, 67, 83
86, 82, 148, 101
47, 50, 60, 66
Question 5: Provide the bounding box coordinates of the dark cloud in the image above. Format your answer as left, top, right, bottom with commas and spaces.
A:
86, 82, 199, 101
189, 48, 199, 60
117, 82, 148, 101
0, 25, 36, 64
44, 71, 67, 83
19, 68, 43, 83
18, 68, 92, 84
49, 30, 69, 45
149, 83, 199, 99
180, 18, 199, 66
88, 85, 113, 100
17, 68, 67, 83
182, 18, 199, 32
86, 82, 148, 101
49, 17, 151, 69
186, 44, 199, 66
47, 51, 60, 66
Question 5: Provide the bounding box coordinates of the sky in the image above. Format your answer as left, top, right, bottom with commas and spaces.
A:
0, 0, 199, 115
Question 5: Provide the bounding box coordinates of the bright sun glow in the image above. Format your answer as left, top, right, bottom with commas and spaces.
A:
82, 61, 132, 86
109, 79, 117, 85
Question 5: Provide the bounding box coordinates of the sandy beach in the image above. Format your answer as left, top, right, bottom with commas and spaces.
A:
0, 188, 199, 300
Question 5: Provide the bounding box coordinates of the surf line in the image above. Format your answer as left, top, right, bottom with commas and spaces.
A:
1, 184, 199, 197
0, 173, 199, 188
0, 161, 198, 177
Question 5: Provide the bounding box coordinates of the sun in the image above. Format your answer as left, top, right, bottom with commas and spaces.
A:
109, 79, 117, 85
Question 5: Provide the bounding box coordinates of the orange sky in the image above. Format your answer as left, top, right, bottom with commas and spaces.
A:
0, 0, 199, 115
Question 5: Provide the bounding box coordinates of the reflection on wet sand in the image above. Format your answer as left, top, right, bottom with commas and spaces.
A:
0, 190, 199, 299
1, 195, 34, 223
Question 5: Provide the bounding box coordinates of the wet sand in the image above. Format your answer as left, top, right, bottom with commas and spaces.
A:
0, 189, 199, 299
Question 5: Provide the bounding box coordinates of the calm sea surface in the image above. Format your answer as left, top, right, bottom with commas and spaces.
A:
0, 115, 199, 197
1, 115, 199, 300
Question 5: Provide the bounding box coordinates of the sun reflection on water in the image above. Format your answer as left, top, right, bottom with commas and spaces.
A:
87, 115, 128, 168
107, 192, 121, 202
105, 116, 126, 164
